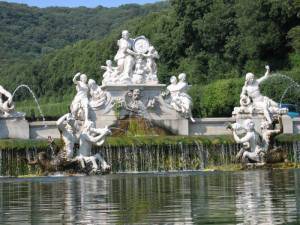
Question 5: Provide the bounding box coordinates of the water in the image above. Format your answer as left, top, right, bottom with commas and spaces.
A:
12, 84, 46, 123
1, 141, 299, 176
265, 73, 300, 105
0, 170, 300, 224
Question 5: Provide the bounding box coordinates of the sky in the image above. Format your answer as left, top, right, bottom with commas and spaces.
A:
2, 0, 162, 8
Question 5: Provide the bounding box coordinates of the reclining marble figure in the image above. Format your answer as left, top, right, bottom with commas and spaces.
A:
235, 65, 285, 124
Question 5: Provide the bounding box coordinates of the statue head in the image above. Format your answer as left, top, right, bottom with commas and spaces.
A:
106, 60, 112, 66
80, 74, 88, 83
122, 30, 129, 40
88, 79, 97, 89
170, 76, 177, 84
178, 73, 186, 81
132, 89, 141, 100
245, 72, 255, 84
245, 119, 255, 131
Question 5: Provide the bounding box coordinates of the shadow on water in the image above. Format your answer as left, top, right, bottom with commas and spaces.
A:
0, 170, 300, 224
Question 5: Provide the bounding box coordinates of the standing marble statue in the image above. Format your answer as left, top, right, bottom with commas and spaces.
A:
114, 30, 138, 82
70, 72, 89, 121
0, 85, 15, 117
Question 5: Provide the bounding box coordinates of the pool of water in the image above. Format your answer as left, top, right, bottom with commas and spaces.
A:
0, 170, 300, 224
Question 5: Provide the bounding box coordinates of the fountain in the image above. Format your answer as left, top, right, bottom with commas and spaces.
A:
16, 30, 196, 175
229, 65, 290, 165
0, 85, 28, 139
1, 31, 299, 176
12, 84, 46, 123
88, 30, 195, 135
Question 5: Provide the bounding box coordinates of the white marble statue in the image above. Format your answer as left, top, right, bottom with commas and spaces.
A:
56, 113, 78, 159
239, 65, 281, 124
143, 45, 159, 83
165, 74, 195, 122
260, 116, 283, 151
230, 119, 264, 163
70, 72, 89, 121
88, 79, 107, 109
76, 120, 111, 173
132, 57, 146, 84
230, 65, 287, 164
101, 60, 118, 85
114, 30, 138, 82
0, 85, 15, 117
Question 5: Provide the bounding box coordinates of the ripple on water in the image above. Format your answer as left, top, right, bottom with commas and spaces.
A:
0, 170, 300, 224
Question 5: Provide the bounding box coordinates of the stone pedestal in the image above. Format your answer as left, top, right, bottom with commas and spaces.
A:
233, 112, 291, 135
89, 84, 189, 135
0, 118, 29, 139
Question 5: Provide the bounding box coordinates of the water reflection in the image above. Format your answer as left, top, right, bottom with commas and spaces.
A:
0, 170, 299, 224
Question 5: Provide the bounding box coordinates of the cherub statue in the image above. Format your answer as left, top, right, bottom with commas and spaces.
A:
70, 72, 89, 121
143, 45, 159, 83
132, 57, 146, 84
76, 121, 111, 173
260, 116, 283, 151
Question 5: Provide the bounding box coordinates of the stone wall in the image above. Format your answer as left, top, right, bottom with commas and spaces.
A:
23, 116, 300, 139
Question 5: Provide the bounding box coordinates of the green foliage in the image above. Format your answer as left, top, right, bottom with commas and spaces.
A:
0, 1, 167, 67
190, 78, 244, 117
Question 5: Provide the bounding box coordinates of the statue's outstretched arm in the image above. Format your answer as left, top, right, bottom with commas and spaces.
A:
73, 72, 81, 84
233, 131, 252, 143
85, 132, 107, 143
257, 65, 270, 84
56, 113, 69, 130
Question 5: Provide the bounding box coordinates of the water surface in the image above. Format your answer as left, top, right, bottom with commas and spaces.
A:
0, 170, 300, 224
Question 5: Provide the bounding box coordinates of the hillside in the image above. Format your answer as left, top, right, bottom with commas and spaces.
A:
0, 1, 168, 66
1, 0, 300, 118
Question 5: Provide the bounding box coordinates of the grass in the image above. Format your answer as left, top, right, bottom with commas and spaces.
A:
15, 94, 73, 119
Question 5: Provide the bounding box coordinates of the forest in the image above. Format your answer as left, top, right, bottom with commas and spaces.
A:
0, 0, 299, 118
